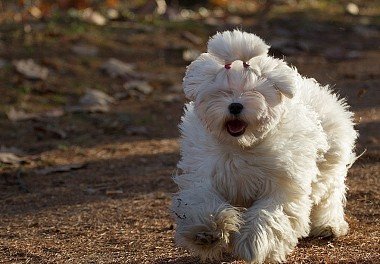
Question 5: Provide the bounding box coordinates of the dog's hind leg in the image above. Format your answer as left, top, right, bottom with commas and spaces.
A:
310, 172, 349, 238
309, 132, 355, 238
307, 85, 357, 238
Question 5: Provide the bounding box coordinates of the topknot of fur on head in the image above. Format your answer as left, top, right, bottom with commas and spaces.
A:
207, 29, 269, 63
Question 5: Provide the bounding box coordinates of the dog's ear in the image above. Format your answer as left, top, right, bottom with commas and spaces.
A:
266, 63, 297, 99
207, 29, 269, 63
183, 53, 221, 101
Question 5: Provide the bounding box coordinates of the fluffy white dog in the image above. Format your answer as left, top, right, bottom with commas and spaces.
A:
171, 30, 357, 263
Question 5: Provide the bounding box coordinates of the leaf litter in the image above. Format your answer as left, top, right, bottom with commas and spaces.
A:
124, 81, 154, 95
6, 107, 64, 121
13, 59, 49, 80
0, 153, 23, 165
65, 89, 115, 113
101, 58, 138, 79
0, 146, 26, 165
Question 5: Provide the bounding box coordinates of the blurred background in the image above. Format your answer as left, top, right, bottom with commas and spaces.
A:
0, 0, 379, 263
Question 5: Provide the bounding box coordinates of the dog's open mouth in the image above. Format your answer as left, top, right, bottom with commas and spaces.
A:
226, 120, 248, 137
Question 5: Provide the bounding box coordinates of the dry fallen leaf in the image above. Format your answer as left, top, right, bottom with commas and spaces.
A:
106, 8, 119, 20
35, 163, 86, 175
346, 3, 360, 16
80, 89, 115, 105
124, 81, 153, 95
101, 58, 137, 79
0, 152, 23, 165
161, 94, 181, 103
6, 107, 39, 122
6, 107, 64, 122
183, 49, 201, 62
66, 89, 115, 113
81, 8, 107, 26
13, 59, 49, 80
29, 6, 42, 19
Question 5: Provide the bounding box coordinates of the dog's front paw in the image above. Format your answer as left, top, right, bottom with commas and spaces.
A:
176, 222, 227, 261
233, 229, 279, 264
194, 230, 222, 245
175, 208, 242, 261
233, 227, 296, 264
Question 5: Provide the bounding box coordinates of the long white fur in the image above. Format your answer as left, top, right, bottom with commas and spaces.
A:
171, 30, 357, 263
208, 30, 269, 63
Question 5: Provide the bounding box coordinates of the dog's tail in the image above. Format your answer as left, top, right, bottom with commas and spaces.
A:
207, 29, 269, 64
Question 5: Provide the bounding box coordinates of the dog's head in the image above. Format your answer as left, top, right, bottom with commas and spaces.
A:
183, 30, 298, 147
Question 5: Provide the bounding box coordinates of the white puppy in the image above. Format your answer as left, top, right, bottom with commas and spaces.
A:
171, 30, 357, 263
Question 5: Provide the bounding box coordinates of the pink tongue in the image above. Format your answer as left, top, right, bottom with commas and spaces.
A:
227, 120, 246, 133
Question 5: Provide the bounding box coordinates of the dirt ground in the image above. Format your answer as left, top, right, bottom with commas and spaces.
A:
0, 2, 379, 264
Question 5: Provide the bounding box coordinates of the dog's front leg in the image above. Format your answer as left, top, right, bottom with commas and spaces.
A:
172, 185, 242, 261
234, 195, 311, 263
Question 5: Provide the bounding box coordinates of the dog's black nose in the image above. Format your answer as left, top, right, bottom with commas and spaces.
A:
229, 103, 244, 115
